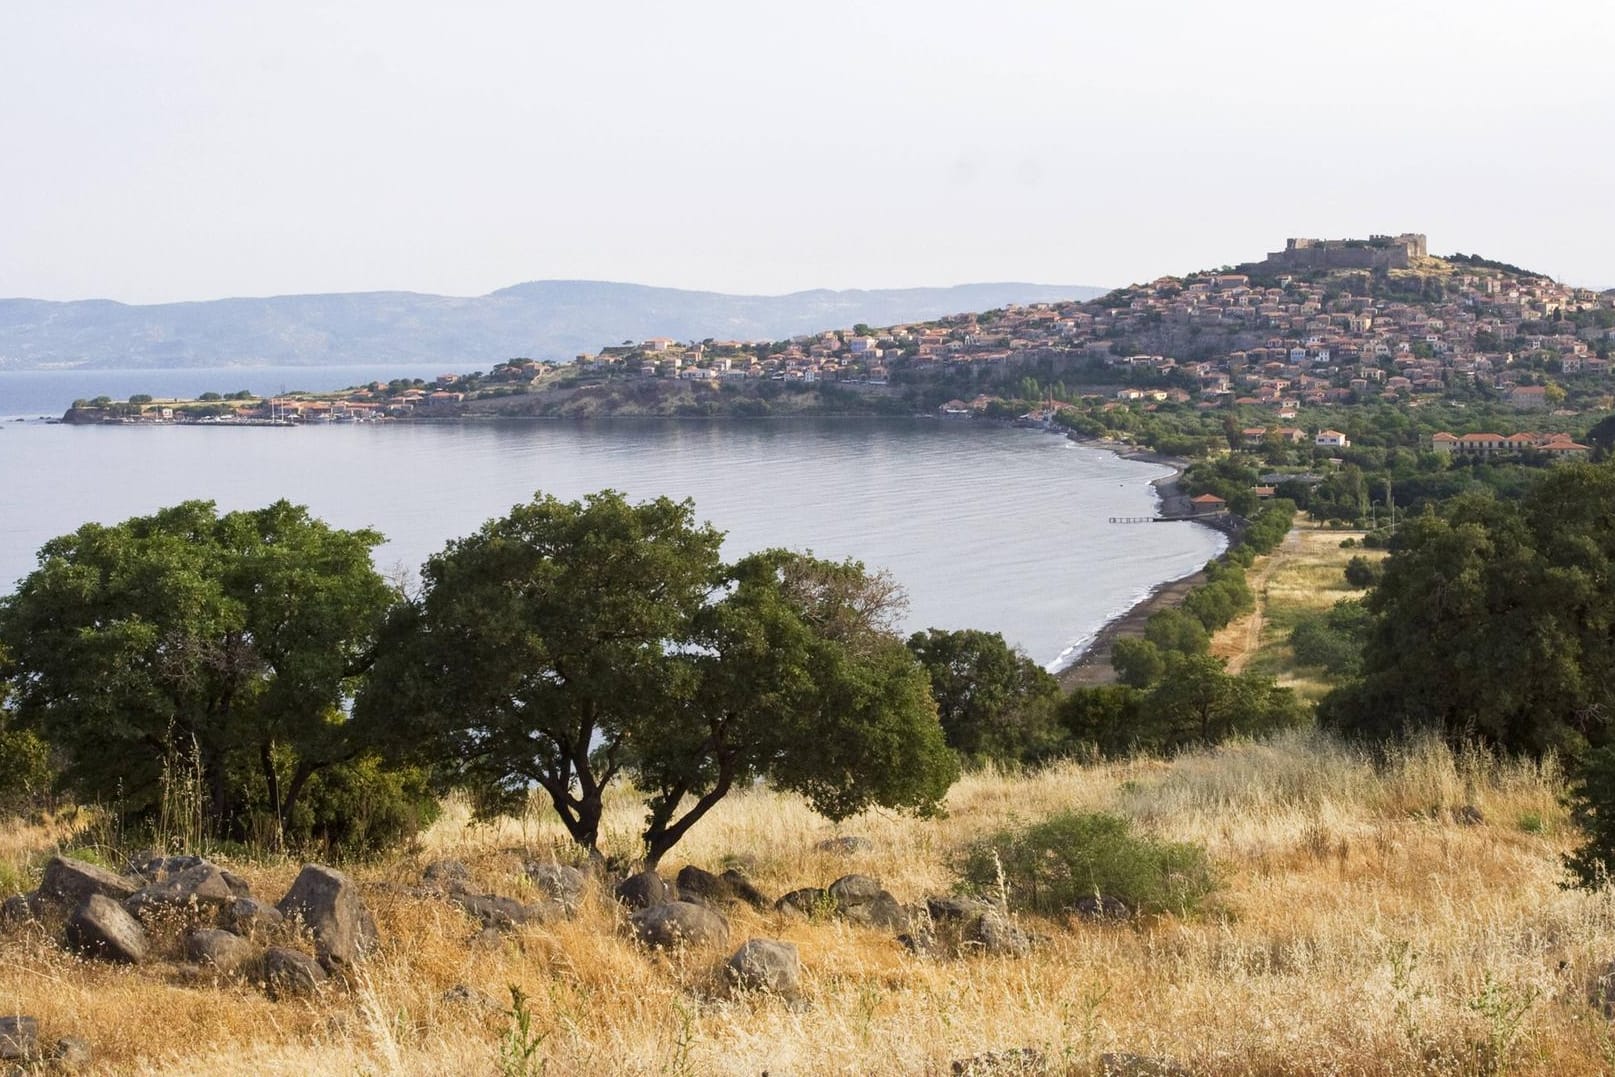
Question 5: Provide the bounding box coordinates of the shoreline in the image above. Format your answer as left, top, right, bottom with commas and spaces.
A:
1053, 437, 1222, 688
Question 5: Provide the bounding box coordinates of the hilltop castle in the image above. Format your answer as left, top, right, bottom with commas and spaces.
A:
1243, 233, 1428, 274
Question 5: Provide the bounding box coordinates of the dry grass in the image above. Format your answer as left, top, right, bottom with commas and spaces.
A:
3, 732, 1613, 1075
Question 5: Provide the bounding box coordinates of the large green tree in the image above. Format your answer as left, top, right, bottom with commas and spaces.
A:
1320, 464, 1615, 756
359, 491, 957, 866
906, 627, 1063, 764
0, 500, 395, 841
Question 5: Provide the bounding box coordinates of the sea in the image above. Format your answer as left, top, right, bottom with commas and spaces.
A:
0, 365, 1225, 670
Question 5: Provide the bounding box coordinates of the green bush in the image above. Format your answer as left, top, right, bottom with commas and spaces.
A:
955, 810, 1214, 916
0, 728, 52, 813
282, 756, 439, 858
1343, 555, 1383, 589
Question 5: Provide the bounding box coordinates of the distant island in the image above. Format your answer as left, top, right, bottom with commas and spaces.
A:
0, 280, 1102, 370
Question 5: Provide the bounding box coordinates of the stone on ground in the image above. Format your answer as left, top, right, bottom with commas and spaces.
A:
629, 900, 729, 949
37, 856, 138, 908
725, 938, 802, 998
275, 864, 376, 970
65, 894, 148, 963
263, 946, 327, 1000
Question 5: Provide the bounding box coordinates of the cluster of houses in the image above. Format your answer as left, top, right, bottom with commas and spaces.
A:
1429, 430, 1590, 458
561, 237, 1611, 419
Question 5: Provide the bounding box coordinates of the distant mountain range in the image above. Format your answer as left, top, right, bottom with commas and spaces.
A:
0, 280, 1106, 370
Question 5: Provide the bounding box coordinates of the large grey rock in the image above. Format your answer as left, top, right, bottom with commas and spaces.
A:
126, 862, 236, 917
524, 862, 589, 909
129, 854, 205, 881
0, 893, 37, 929
276, 864, 376, 969
629, 900, 730, 949
421, 859, 472, 894
1073, 894, 1131, 921
827, 874, 883, 906
965, 911, 1033, 957
725, 938, 802, 998
38, 856, 139, 908
675, 865, 771, 910
450, 892, 560, 931
0, 1017, 38, 1063
222, 896, 284, 937
49, 1035, 92, 1072
65, 894, 148, 963
775, 887, 831, 918
816, 835, 874, 856
262, 946, 327, 1000
185, 927, 259, 974
614, 869, 672, 910
927, 895, 996, 922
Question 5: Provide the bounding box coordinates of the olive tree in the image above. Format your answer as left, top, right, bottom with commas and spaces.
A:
359, 490, 958, 867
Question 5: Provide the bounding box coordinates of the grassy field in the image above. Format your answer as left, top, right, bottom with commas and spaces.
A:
1211, 522, 1386, 700
2, 730, 1611, 1076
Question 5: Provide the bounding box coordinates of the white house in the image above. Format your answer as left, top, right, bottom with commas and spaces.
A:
1315, 429, 1351, 448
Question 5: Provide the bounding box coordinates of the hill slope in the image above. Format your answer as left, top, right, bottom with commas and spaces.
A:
0, 280, 1104, 370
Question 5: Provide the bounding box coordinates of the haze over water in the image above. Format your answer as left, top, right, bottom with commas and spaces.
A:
0, 370, 1224, 670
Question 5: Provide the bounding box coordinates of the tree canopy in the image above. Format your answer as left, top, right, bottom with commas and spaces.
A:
359, 490, 957, 866
0, 500, 397, 844
906, 627, 1063, 765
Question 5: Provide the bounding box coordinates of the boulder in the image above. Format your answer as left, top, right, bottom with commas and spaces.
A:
276, 864, 376, 969
1453, 804, 1486, 827
725, 938, 802, 998
675, 865, 771, 910
421, 859, 472, 894
1073, 895, 1131, 921
0, 893, 37, 929
219, 869, 253, 898
450, 892, 560, 931
65, 894, 148, 963
185, 927, 259, 974
828, 874, 883, 906
816, 835, 873, 856
629, 900, 729, 949
129, 854, 205, 881
927, 895, 995, 922
0, 1017, 38, 1063
50, 1036, 93, 1072
965, 911, 1033, 957
262, 946, 327, 1001
614, 869, 672, 910
775, 887, 831, 918
952, 1048, 1047, 1075
222, 896, 284, 937
525, 862, 589, 909
126, 862, 236, 917
1099, 1052, 1192, 1077
37, 856, 138, 908
952, 1047, 1048, 1075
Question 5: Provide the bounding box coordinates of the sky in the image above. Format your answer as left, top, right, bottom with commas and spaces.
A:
3, 1, 1612, 304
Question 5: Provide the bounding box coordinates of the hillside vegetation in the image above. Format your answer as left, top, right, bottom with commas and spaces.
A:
0, 731, 1600, 1076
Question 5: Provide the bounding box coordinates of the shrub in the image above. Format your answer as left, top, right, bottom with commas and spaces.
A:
1343, 555, 1383, 589
0, 728, 52, 813
282, 757, 440, 858
1112, 638, 1165, 688
955, 810, 1214, 916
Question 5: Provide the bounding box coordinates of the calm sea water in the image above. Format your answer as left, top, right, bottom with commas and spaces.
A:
0, 370, 1224, 670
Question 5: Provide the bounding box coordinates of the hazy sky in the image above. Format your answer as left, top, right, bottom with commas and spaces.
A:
3, 1, 1611, 303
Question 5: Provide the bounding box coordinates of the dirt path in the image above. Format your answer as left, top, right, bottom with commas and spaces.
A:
1214, 527, 1299, 674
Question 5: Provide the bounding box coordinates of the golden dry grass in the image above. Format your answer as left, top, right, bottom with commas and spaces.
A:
2, 732, 1612, 1076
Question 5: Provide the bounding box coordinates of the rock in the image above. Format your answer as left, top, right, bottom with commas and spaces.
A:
1454, 804, 1486, 826
720, 869, 770, 910
629, 900, 730, 949
262, 946, 327, 1001
0, 1017, 38, 1063
219, 869, 253, 898
816, 835, 873, 855
0, 894, 37, 929
525, 862, 589, 909
126, 862, 236, 917
129, 854, 205, 881
775, 887, 831, 918
185, 927, 258, 974
37, 856, 139, 908
222, 896, 284, 937
1073, 895, 1131, 921
276, 864, 377, 970
927, 895, 995, 922
725, 938, 802, 998
65, 894, 148, 963
49, 1035, 92, 1072
442, 983, 503, 1015
421, 859, 472, 894
614, 869, 673, 910
450, 892, 559, 930
721, 852, 761, 874
1100, 1052, 1192, 1077
952, 1047, 1048, 1075
965, 911, 1033, 957
828, 874, 883, 906
838, 889, 909, 931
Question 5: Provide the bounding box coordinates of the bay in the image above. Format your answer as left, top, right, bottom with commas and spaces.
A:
0, 371, 1224, 671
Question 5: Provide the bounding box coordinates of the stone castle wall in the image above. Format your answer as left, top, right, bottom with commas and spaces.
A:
1249, 233, 1427, 273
